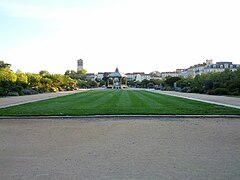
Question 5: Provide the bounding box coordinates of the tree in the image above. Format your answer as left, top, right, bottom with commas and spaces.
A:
0, 67, 17, 82
40, 77, 53, 92
141, 79, 150, 88
77, 69, 87, 80
135, 81, 142, 88
78, 69, 87, 76
0, 67, 20, 96
164, 76, 182, 87
39, 70, 51, 78
65, 70, 76, 78
77, 80, 87, 88
99, 80, 106, 87
16, 70, 28, 86
0, 61, 11, 68
27, 73, 42, 88
87, 80, 98, 88
127, 80, 135, 88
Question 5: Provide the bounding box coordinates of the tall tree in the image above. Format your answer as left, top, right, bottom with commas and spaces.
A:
0, 61, 11, 68
39, 70, 51, 78
0, 67, 17, 82
16, 70, 28, 85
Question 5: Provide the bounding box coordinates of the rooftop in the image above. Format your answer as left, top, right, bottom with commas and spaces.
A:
108, 68, 127, 78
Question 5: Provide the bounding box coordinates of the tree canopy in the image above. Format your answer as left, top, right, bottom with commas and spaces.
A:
175, 69, 240, 95
0, 60, 11, 68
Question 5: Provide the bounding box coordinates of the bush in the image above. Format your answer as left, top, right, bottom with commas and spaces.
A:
214, 88, 229, 95
208, 88, 229, 95
66, 86, 74, 91
231, 91, 240, 96
50, 87, 59, 92
58, 87, 63, 91
23, 89, 38, 95
9, 85, 24, 95
207, 90, 215, 95
180, 87, 191, 93
7, 92, 19, 96
191, 87, 200, 93
0, 87, 7, 96
166, 86, 173, 91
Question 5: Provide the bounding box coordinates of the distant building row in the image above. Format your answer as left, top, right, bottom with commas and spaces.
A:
82, 59, 240, 82
160, 60, 240, 79
84, 72, 150, 82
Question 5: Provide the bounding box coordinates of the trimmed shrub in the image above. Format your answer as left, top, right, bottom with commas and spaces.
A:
0, 87, 7, 96
180, 87, 191, 93
23, 89, 38, 95
7, 92, 19, 96
208, 88, 229, 95
214, 88, 229, 95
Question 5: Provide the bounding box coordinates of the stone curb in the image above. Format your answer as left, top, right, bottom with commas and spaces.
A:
0, 115, 240, 119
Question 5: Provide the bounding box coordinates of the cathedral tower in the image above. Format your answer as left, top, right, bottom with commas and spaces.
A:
77, 59, 83, 72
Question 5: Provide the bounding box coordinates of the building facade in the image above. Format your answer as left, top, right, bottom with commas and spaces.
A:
126, 72, 151, 82
85, 73, 96, 81
204, 62, 240, 73
163, 60, 240, 79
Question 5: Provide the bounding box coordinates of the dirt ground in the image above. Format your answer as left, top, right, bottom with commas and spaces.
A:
1, 117, 240, 180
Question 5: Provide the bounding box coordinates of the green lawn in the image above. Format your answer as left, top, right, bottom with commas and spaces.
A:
0, 90, 240, 116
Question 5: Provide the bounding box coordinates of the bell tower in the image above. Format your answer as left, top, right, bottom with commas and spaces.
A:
77, 59, 83, 72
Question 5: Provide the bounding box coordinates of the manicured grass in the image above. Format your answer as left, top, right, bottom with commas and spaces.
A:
0, 90, 240, 116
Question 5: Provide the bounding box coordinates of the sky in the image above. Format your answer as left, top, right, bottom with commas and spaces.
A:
1, 0, 240, 74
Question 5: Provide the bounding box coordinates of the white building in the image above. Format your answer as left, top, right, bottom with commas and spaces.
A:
204, 61, 240, 73
177, 60, 239, 78
96, 72, 111, 81
96, 72, 104, 81
186, 64, 205, 77
126, 72, 151, 82
160, 71, 179, 79
85, 73, 96, 81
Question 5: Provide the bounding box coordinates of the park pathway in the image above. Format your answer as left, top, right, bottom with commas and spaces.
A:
0, 90, 88, 108
155, 90, 240, 109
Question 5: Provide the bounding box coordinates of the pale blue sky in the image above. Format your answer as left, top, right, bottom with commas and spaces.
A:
1, 0, 240, 74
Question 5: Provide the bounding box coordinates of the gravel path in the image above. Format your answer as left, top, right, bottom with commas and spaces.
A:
0, 90, 88, 108
0, 117, 240, 180
155, 90, 240, 109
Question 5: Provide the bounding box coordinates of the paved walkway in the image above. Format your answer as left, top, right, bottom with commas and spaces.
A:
0, 90, 88, 108
155, 90, 240, 109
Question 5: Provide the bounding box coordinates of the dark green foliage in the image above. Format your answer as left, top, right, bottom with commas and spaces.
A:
176, 68, 240, 95
127, 79, 163, 89
208, 88, 229, 95
0, 60, 11, 68
0, 81, 23, 96
86, 80, 98, 88
164, 76, 182, 87
64, 69, 87, 80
